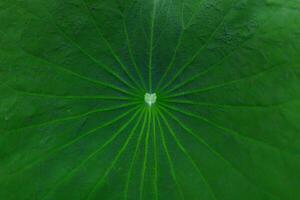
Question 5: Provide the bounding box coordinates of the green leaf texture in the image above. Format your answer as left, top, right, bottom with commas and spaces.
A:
1, 0, 300, 199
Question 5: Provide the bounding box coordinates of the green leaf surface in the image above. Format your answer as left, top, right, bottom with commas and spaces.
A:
1, 0, 300, 199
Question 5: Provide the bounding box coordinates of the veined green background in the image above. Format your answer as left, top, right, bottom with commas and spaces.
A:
0, 0, 300, 199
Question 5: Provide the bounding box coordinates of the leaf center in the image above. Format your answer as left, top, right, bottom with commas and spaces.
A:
144, 93, 157, 106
